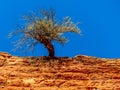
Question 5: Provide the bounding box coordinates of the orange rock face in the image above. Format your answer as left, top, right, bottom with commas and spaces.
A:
0, 52, 120, 90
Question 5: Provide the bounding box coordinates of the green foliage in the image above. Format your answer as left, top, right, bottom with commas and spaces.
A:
9, 8, 81, 54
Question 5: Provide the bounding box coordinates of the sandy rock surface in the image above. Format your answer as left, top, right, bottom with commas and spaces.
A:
0, 52, 120, 90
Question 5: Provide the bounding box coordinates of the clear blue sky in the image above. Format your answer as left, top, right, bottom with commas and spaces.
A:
0, 0, 120, 58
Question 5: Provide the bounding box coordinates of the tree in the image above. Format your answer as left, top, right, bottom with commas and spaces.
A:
9, 8, 81, 57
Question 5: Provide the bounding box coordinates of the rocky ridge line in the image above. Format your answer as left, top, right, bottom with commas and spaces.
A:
0, 52, 120, 90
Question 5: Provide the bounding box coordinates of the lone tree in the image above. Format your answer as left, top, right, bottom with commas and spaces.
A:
9, 8, 81, 57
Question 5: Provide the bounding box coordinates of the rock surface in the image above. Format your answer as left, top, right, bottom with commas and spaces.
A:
0, 52, 120, 90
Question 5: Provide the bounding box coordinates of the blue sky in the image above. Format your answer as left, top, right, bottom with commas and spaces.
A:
0, 0, 120, 58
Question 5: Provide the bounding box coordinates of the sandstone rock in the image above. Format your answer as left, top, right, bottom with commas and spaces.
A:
0, 76, 6, 85
0, 52, 120, 89
0, 52, 11, 58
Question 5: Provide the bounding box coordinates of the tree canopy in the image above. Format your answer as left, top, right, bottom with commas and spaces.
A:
9, 8, 81, 57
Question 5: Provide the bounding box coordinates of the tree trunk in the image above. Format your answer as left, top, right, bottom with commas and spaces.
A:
38, 38, 55, 57
45, 43, 55, 57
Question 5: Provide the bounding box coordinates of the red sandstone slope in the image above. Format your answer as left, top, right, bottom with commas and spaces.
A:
0, 52, 120, 90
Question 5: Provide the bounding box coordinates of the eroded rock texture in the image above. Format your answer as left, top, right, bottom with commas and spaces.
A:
0, 52, 120, 90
